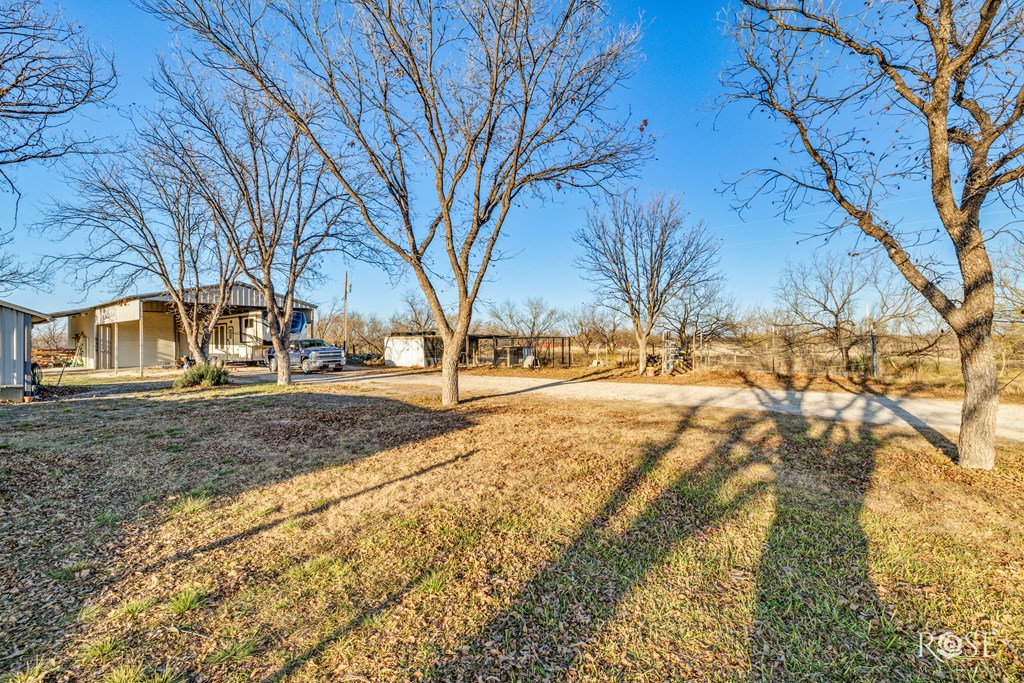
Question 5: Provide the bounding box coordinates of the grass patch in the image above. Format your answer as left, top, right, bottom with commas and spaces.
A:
419, 569, 448, 595
167, 586, 208, 614
120, 597, 157, 617
47, 561, 93, 581
169, 493, 211, 516
77, 602, 105, 622
94, 511, 120, 527
101, 663, 146, 683
207, 636, 260, 663
77, 636, 125, 665
146, 671, 182, 683
253, 504, 281, 517
280, 517, 308, 532
0, 660, 51, 683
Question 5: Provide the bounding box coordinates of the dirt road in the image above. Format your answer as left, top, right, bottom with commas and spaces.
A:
279, 368, 1024, 443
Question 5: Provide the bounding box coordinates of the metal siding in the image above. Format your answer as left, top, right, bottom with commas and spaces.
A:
1, 307, 14, 384
0, 304, 31, 395
22, 312, 31, 394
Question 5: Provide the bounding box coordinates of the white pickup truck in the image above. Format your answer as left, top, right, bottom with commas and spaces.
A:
266, 339, 346, 374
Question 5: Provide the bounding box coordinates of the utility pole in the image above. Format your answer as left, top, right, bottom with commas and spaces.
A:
869, 320, 879, 379
342, 272, 351, 353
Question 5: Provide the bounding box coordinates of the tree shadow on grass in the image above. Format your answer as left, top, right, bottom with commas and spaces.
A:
0, 389, 475, 671
425, 374, 933, 681
822, 374, 959, 462
739, 373, 925, 680
425, 401, 775, 681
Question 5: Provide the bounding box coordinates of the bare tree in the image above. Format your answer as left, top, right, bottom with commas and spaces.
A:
596, 311, 625, 365
46, 139, 238, 364
777, 251, 935, 373
575, 190, 720, 374
721, 1, 1024, 468
349, 311, 387, 356
312, 297, 344, 343
488, 297, 561, 341
563, 304, 610, 361
0, 0, 115, 293
151, 59, 369, 385
0, 231, 44, 294
389, 290, 434, 334
998, 242, 1024, 323
776, 252, 869, 373
142, 0, 650, 405
664, 279, 735, 367
32, 318, 66, 350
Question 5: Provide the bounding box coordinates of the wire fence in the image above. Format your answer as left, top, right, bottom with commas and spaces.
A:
573, 329, 1024, 388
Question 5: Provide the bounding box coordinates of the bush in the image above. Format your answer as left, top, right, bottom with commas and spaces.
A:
173, 363, 230, 389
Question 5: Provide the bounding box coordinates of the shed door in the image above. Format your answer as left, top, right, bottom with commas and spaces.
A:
96, 325, 113, 370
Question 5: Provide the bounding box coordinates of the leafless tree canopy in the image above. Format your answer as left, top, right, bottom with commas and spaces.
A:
0, 0, 115, 294
562, 304, 613, 359
0, 230, 43, 294
998, 242, 1024, 324
664, 279, 736, 359
575, 190, 720, 373
488, 297, 562, 340
32, 318, 66, 350
776, 251, 929, 370
0, 0, 115, 190
45, 137, 239, 364
390, 290, 434, 334
149, 56, 373, 384
721, 0, 1024, 468
349, 311, 388, 356
140, 0, 651, 404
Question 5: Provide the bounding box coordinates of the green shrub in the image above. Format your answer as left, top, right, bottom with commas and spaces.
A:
173, 364, 229, 389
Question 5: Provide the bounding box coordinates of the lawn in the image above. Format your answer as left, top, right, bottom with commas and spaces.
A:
1, 379, 1022, 682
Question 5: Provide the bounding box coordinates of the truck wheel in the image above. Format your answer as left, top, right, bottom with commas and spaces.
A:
268, 357, 278, 373
301, 358, 313, 374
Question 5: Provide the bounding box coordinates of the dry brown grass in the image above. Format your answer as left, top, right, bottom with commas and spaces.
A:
1, 381, 1022, 681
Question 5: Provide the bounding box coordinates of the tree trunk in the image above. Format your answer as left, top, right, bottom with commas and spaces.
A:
637, 334, 649, 375
440, 335, 461, 406
271, 333, 291, 386
956, 327, 997, 470
840, 345, 851, 376
266, 305, 291, 386
186, 335, 210, 364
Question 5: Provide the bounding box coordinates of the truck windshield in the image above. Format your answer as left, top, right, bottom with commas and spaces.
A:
302, 340, 329, 348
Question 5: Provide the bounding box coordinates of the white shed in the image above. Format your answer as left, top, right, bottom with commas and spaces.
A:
383, 333, 442, 367
0, 300, 50, 402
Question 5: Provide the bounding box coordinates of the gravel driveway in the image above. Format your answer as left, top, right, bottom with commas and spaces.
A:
276, 369, 1024, 442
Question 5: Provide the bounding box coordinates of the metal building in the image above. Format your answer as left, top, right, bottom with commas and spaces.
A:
50, 284, 317, 373
0, 300, 50, 402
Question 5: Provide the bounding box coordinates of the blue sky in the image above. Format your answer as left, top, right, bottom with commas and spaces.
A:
1, 0, 910, 318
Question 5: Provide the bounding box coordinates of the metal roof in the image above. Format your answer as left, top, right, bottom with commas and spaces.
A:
0, 299, 51, 324
49, 283, 318, 318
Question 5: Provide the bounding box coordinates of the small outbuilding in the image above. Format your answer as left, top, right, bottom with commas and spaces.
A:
0, 300, 50, 402
384, 332, 443, 368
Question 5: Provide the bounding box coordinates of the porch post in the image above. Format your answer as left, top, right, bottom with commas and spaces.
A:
113, 323, 118, 374
138, 300, 145, 379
